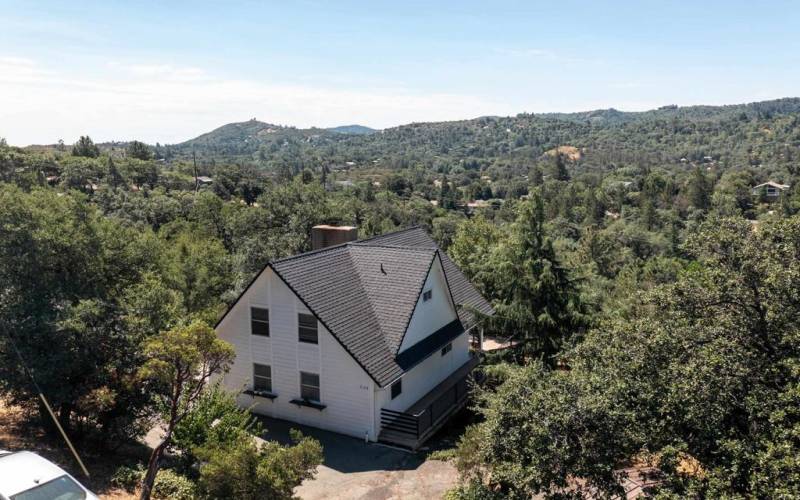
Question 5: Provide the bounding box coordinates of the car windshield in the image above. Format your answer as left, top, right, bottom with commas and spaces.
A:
11, 475, 86, 500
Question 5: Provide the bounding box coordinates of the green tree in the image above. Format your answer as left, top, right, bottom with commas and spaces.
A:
551, 153, 570, 181
127, 140, 153, 161
137, 321, 235, 500
454, 216, 800, 498
170, 383, 261, 472
0, 186, 160, 439
487, 193, 587, 362
196, 429, 323, 500
107, 157, 124, 188
72, 135, 100, 158
688, 166, 711, 210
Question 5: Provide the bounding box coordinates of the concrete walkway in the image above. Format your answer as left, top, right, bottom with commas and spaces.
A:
253, 416, 458, 500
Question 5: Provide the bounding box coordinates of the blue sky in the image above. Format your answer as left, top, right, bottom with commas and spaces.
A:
1, 0, 799, 145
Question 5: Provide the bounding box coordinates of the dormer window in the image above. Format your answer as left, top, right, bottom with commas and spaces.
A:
422, 289, 433, 302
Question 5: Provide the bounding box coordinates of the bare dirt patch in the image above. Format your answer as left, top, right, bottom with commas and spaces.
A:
545, 145, 583, 161
0, 399, 146, 499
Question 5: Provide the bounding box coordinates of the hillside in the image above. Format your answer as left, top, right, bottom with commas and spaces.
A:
327, 124, 378, 135
166, 98, 800, 172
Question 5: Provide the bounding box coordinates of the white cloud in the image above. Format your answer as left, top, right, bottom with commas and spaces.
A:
0, 56, 507, 146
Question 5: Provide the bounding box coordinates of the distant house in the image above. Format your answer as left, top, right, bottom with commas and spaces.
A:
334, 180, 354, 188
215, 226, 493, 449
196, 176, 213, 185
752, 181, 790, 199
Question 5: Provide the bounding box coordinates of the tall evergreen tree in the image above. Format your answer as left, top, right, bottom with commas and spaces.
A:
107, 157, 123, 188
488, 191, 587, 362
688, 166, 711, 210
552, 153, 570, 181
71, 135, 100, 158
126, 140, 153, 160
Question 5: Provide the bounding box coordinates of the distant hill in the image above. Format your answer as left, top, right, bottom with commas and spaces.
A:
327, 125, 378, 135
170, 119, 345, 158
166, 98, 800, 168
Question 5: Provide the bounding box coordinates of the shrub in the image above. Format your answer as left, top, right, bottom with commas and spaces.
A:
196, 429, 323, 500
110, 464, 195, 500
171, 382, 261, 471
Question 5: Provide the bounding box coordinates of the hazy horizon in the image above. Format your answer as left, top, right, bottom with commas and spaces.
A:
8, 96, 800, 148
2, 0, 799, 146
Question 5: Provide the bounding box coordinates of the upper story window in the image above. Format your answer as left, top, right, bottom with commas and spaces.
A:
441, 342, 452, 356
300, 371, 321, 402
251, 307, 270, 337
422, 289, 433, 302
253, 363, 272, 393
391, 379, 402, 399
298, 313, 318, 344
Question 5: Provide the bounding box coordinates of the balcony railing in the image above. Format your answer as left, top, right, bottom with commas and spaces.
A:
379, 355, 478, 448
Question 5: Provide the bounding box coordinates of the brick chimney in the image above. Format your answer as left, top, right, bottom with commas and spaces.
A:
311, 225, 358, 250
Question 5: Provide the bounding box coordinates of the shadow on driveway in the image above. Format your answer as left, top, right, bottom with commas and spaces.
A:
253, 415, 425, 474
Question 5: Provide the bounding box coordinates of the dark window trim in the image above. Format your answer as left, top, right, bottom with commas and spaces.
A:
244, 389, 277, 400
441, 342, 452, 356
290, 398, 326, 410
250, 306, 270, 337
391, 379, 402, 399
299, 371, 321, 403
298, 313, 319, 344
253, 363, 272, 393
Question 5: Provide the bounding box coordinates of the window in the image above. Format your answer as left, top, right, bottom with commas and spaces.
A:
441, 342, 452, 356
298, 313, 318, 344
300, 372, 321, 402
11, 475, 86, 500
253, 363, 272, 393
423, 289, 433, 302
391, 379, 402, 399
251, 307, 270, 337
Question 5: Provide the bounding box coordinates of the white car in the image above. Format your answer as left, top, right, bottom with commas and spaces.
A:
0, 450, 98, 500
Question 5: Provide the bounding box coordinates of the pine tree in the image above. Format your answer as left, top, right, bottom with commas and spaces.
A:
552, 153, 570, 181
107, 157, 123, 188
126, 140, 153, 160
688, 167, 711, 210
489, 191, 587, 363
72, 136, 100, 158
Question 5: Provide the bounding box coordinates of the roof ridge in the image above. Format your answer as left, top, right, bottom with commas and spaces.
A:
270, 226, 429, 264
270, 240, 351, 264
352, 242, 437, 251
345, 246, 393, 356
353, 225, 423, 245
392, 250, 438, 355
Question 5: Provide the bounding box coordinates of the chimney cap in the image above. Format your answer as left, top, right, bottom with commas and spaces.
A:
312, 224, 357, 231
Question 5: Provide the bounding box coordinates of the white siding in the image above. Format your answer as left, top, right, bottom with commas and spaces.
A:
375, 331, 471, 428
216, 267, 377, 441
398, 257, 458, 353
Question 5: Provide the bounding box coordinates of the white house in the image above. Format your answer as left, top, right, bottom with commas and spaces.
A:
752, 181, 790, 199
215, 226, 493, 448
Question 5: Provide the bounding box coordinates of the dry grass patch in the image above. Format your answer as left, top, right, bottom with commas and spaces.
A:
0, 399, 148, 499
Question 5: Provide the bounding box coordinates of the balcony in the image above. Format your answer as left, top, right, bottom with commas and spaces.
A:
378, 355, 480, 449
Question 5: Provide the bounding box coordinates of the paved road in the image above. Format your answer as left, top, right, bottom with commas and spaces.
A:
253, 416, 458, 500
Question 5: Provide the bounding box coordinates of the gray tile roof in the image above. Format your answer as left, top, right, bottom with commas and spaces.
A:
360, 227, 495, 327
225, 227, 493, 387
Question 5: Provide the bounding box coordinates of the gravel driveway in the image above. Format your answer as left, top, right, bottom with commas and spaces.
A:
253, 416, 459, 500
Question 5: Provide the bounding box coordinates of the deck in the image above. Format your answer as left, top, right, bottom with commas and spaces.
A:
378, 355, 480, 449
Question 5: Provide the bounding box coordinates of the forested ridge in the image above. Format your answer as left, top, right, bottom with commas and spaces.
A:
1, 97, 800, 498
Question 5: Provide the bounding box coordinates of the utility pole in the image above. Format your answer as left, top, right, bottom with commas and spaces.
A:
193, 149, 199, 194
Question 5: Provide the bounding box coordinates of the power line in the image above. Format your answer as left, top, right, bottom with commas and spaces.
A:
0, 323, 90, 478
